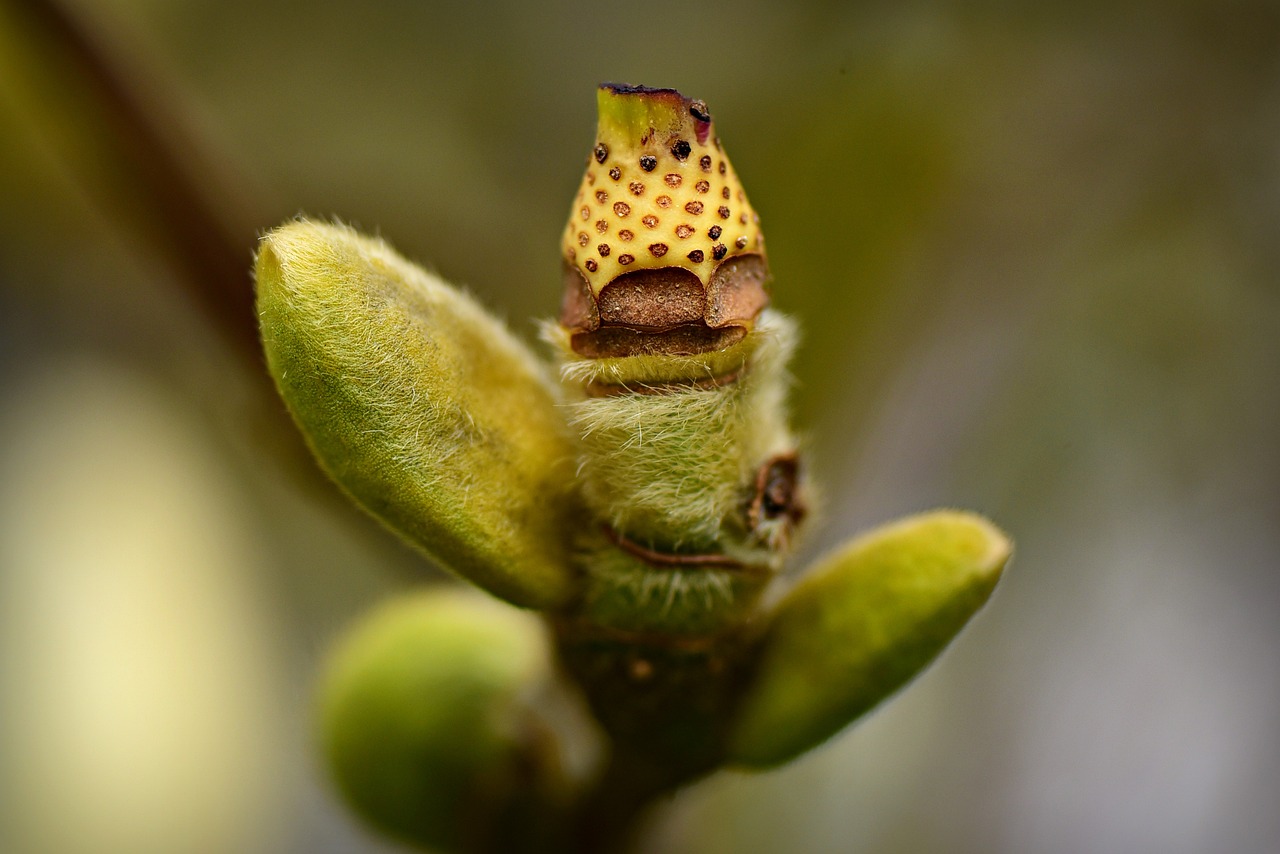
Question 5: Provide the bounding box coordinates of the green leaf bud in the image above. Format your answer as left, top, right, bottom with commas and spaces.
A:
255, 220, 579, 609
727, 511, 1011, 767
317, 590, 558, 852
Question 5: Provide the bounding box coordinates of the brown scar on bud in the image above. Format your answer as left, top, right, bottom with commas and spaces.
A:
561, 254, 771, 357
561, 264, 600, 332
705, 255, 770, 329
602, 524, 761, 572
597, 268, 705, 331
746, 453, 807, 545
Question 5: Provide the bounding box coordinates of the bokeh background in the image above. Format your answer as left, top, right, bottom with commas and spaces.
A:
2, 1, 1278, 852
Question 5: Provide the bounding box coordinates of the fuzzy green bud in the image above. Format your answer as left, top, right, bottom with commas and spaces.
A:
318, 590, 558, 852
255, 220, 579, 609
728, 511, 1011, 767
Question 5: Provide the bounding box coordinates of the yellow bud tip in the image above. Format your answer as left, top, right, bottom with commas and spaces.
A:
561, 84, 770, 358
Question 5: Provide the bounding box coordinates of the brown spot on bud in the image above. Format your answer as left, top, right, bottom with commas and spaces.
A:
696, 180, 710, 193
609, 167, 621, 180
595, 220, 608, 233
619, 229, 634, 241
721, 186, 731, 200
641, 215, 659, 229
699, 155, 712, 172
736, 236, 748, 249
718, 206, 731, 219
689, 100, 711, 123
664, 173, 682, 188
578, 232, 589, 246
629, 658, 654, 681
587, 172, 596, 185
671, 139, 692, 160
762, 474, 797, 517
618, 254, 635, 265
675, 224, 695, 239
595, 190, 608, 203
687, 249, 704, 262
594, 143, 609, 164
712, 243, 727, 260
640, 155, 657, 172
656, 195, 673, 208
629, 181, 645, 196
585, 259, 598, 272
580, 207, 590, 220
718, 161, 726, 174
598, 243, 611, 257
708, 225, 722, 239
613, 201, 631, 217
685, 201, 705, 215
649, 243, 669, 257
740, 213, 749, 224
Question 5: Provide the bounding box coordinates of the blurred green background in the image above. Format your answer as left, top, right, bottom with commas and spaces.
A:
2, 0, 1277, 852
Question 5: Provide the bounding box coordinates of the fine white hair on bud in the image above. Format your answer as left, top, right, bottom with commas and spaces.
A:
256, 220, 579, 609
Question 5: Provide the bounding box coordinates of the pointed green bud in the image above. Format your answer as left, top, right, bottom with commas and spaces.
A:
255, 220, 578, 609
727, 511, 1011, 767
318, 590, 559, 852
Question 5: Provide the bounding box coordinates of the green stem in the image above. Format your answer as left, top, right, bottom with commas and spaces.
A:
551, 620, 765, 854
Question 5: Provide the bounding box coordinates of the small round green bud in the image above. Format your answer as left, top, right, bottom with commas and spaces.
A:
317, 590, 555, 851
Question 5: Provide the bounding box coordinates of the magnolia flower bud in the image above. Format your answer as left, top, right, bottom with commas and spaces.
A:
561, 84, 770, 358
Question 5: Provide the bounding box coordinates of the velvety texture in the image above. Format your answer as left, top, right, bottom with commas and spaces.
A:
317, 590, 553, 851
728, 511, 1011, 767
256, 221, 579, 609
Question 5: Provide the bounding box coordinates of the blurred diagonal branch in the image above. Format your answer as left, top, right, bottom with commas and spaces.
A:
0, 0, 442, 571
6, 0, 263, 361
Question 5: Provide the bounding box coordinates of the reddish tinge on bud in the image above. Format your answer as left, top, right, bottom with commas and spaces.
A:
561, 84, 769, 358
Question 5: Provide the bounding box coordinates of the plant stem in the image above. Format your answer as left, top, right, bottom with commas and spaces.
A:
567, 759, 669, 854
552, 620, 764, 854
